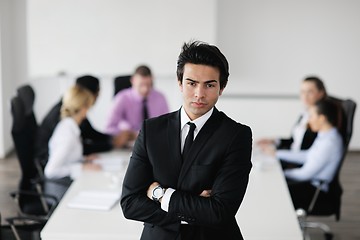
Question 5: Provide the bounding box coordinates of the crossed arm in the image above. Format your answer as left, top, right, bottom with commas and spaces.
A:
121, 123, 252, 228
146, 182, 212, 201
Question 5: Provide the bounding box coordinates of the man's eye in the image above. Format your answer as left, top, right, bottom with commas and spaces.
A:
206, 84, 215, 88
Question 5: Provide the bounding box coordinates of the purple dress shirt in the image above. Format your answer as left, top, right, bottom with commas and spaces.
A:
105, 88, 169, 135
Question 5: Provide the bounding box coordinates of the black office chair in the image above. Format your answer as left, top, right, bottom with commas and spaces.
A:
7, 95, 55, 240
1, 211, 42, 240
114, 75, 132, 96
2, 215, 43, 240
12, 84, 73, 210
297, 97, 356, 240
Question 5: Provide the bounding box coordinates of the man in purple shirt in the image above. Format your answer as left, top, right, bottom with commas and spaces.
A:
106, 65, 169, 147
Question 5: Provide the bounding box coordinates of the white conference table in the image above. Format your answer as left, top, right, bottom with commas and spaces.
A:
41, 150, 302, 240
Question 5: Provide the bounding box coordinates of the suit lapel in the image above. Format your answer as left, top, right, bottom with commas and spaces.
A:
167, 110, 183, 180
177, 108, 223, 186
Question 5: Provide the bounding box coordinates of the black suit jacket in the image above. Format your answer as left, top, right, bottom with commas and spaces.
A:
35, 100, 113, 166
278, 114, 317, 150
121, 108, 252, 240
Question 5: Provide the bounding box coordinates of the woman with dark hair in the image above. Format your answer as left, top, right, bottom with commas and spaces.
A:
275, 98, 343, 209
258, 76, 327, 151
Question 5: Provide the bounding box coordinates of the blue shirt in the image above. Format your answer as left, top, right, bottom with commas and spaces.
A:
276, 127, 343, 191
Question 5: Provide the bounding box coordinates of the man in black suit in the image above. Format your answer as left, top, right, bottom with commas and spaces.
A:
36, 75, 117, 167
121, 41, 252, 240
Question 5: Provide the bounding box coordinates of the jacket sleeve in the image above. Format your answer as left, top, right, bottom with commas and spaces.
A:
120, 122, 178, 228
121, 120, 253, 227
168, 125, 252, 226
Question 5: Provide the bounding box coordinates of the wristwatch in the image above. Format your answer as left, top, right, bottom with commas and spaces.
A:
152, 185, 165, 202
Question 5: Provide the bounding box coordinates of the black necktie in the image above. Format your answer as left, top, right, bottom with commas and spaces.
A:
143, 98, 149, 120
182, 122, 196, 161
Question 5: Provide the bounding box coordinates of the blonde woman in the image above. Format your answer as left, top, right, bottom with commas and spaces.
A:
45, 85, 101, 180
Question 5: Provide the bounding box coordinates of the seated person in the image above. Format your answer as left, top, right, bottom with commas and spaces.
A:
257, 76, 327, 151
275, 98, 343, 210
105, 65, 169, 147
45, 85, 102, 180
36, 75, 119, 167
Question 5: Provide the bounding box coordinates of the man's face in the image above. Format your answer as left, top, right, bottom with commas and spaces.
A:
179, 63, 223, 120
131, 74, 153, 97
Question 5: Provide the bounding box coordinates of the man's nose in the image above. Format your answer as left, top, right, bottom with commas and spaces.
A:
194, 86, 205, 98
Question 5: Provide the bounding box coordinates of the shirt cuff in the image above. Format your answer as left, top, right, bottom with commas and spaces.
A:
70, 162, 83, 180
160, 188, 175, 212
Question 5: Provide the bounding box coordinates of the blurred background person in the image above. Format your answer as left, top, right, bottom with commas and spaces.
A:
105, 65, 169, 148
44, 85, 102, 180
36, 75, 122, 169
257, 76, 327, 152
274, 98, 343, 210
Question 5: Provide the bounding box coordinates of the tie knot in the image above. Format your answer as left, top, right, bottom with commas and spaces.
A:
187, 122, 196, 132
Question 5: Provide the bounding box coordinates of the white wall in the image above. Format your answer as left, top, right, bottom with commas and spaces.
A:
27, 0, 217, 78
1, 0, 359, 156
217, 0, 360, 149
0, 0, 28, 158
27, 0, 217, 125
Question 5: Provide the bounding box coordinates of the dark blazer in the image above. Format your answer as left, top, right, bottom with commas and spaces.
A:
35, 100, 113, 166
278, 114, 317, 150
121, 108, 252, 240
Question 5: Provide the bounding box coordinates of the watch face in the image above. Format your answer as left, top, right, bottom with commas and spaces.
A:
153, 187, 164, 199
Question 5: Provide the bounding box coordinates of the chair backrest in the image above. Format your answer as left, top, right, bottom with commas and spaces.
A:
114, 75, 132, 96
340, 99, 356, 148
10, 86, 39, 190
17, 85, 36, 117
329, 97, 357, 175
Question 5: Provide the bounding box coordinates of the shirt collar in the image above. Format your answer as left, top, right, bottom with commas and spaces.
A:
318, 127, 337, 137
130, 87, 153, 101
180, 107, 214, 132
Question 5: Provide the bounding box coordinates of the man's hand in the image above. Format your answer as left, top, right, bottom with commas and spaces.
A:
84, 154, 98, 161
112, 130, 139, 148
112, 131, 131, 148
82, 162, 102, 171
147, 182, 160, 200
199, 190, 212, 198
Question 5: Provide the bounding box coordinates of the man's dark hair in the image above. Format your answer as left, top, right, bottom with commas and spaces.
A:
134, 65, 152, 77
76, 75, 100, 95
304, 76, 327, 98
176, 40, 229, 89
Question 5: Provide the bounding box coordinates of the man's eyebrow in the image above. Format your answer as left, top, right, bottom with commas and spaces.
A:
185, 78, 198, 83
204, 80, 218, 84
185, 78, 218, 84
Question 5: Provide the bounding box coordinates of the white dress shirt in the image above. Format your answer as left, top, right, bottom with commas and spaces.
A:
290, 111, 309, 151
161, 107, 214, 215
45, 117, 83, 180
276, 127, 343, 191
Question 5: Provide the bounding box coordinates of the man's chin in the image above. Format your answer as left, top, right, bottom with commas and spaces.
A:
190, 108, 209, 117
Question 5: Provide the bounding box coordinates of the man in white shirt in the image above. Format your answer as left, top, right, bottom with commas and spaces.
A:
121, 41, 252, 240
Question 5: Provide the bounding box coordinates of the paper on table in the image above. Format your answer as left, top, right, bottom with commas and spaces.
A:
93, 154, 123, 172
67, 190, 121, 211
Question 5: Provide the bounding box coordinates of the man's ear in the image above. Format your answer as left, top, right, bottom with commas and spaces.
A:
219, 88, 224, 96
178, 80, 183, 92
